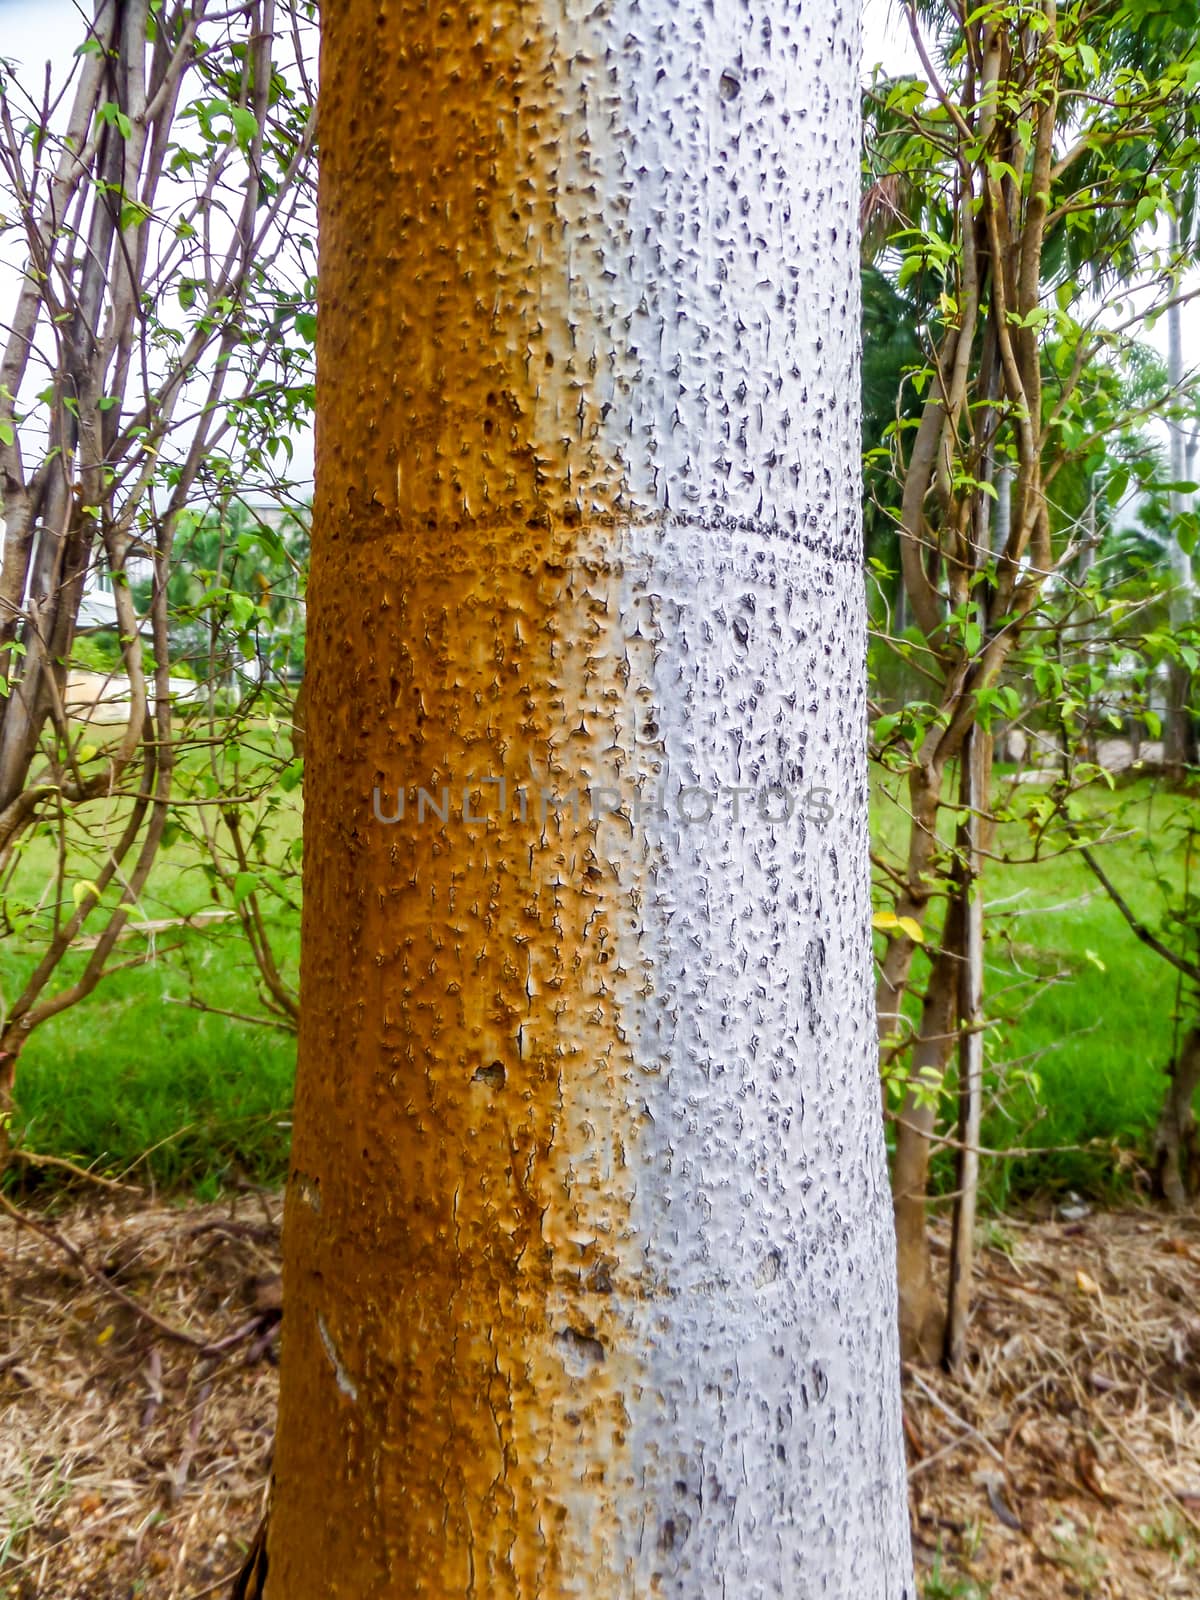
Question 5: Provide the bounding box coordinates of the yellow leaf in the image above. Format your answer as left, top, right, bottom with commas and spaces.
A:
72, 880, 101, 908
1075, 1269, 1100, 1296
897, 916, 925, 943
96, 1323, 115, 1345
872, 910, 899, 930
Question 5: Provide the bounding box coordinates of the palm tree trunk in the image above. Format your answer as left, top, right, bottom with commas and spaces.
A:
265, 3, 912, 1595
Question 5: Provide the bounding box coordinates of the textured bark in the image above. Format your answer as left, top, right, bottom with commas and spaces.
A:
891, 1090, 941, 1364
1163, 662, 1196, 781
268, 3, 912, 1596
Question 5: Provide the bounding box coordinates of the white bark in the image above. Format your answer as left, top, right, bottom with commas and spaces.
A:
527, 21, 912, 1583
597, 531, 914, 1594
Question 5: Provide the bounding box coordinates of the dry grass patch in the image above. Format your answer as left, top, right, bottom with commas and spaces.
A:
3, 1192, 1200, 1597
0, 1193, 278, 1598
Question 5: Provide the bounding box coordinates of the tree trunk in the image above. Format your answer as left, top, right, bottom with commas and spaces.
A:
942, 723, 986, 1372
891, 726, 993, 1366
289, 676, 305, 765
892, 893, 963, 1363
266, 3, 912, 1596
1154, 1026, 1200, 1209
1164, 661, 1195, 779
875, 762, 944, 1049
1164, 216, 1194, 783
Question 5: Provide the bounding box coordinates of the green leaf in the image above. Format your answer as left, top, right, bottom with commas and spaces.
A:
233, 871, 259, 907
120, 199, 150, 231
1175, 512, 1200, 555
230, 105, 259, 151
897, 253, 923, 290
97, 101, 133, 140
228, 592, 257, 628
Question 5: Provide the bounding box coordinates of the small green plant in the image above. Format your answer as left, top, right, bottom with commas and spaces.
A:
979, 1220, 1019, 1265
1048, 1517, 1108, 1587
922, 1546, 991, 1600
1138, 1508, 1196, 1562
0, 1457, 70, 1571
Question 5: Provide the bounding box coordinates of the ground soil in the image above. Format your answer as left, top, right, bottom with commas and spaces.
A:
2, 1190, 1199, 1598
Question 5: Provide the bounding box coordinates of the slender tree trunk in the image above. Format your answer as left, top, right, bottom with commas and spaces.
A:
875, 763, 944, 1048
288, 676, 305, 764
267, 3, 912, 1596
1164, 216, 1194, 782
892, 892, 963, 1363
942, 725, 985, 1371
1154, 1026, 1200, 1209
1074, 486, 1099, 763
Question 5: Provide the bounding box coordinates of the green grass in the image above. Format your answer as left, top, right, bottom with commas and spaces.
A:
981, 803, 1180, 1199
2, 725, 300, 1193
875, 769, 1200, 1202
10, 928, 297, 1193
5, 750, 1198, 1199
987, 775, 1199, 1198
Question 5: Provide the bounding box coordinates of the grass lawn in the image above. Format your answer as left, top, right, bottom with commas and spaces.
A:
8, 916, 297, 1195
3, 725, 300, 1193
5, 755, 1196, 1199
874, 768, 1199, 1203
981, 785, 1185, 1200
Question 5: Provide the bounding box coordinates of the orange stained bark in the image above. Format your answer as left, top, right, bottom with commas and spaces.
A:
269, 3, 658, 1593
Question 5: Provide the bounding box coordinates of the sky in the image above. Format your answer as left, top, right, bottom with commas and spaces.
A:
863, 0, 924, 76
